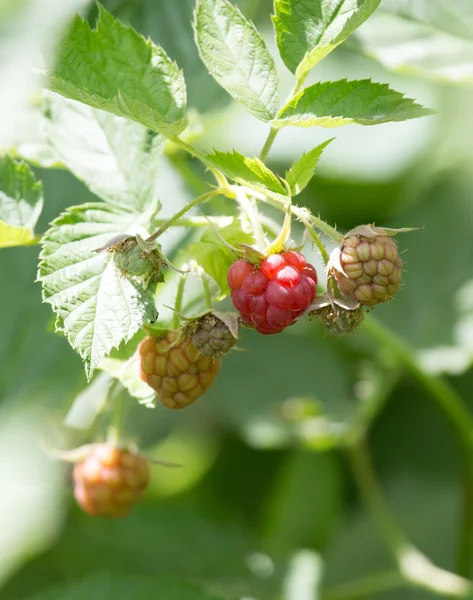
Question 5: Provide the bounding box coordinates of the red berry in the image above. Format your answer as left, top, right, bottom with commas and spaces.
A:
227, 253, 317, 334
73, 444, 149, 517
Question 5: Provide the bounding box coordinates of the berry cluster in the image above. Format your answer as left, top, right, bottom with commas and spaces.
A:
70, 230, 405, 518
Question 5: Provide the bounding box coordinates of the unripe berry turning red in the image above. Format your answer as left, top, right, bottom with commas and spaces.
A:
333, 229, 402, 307
73, 444, 149, 517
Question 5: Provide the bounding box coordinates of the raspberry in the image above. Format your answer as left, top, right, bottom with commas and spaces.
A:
138, 330, 221, 409
73, 444, 149, 517
332, 226, 402, 307
227, 251, 317, 334
187, 312, 238, 358
111, 236, 165, 288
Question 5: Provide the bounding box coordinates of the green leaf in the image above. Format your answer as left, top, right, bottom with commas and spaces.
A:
0, 155, 43, 248
205, 150, 287, 195
38, 203, 159, 379
43, 92, 165, 209
355, 11, 473, 86
48, 5, 188, 136
272, 79, 435, 129
194, 0, 279, 121
188, 219, 254, 294
285, 139, 334, 196
273, 0, 381, 80
24, 574, 223, 600
107, 0, 231, 114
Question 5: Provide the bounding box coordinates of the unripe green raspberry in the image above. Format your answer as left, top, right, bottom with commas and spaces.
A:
332, 226, 402, 307
138, 330, 221, 409
73, 444, 149, 517
187, 313, 239, 358
112, 237, 164, 288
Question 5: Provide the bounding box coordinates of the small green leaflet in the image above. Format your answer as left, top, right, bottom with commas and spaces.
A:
38, 203, 158, 380
194, 0, 279, 121
48, 5, 188, 136
286, 139, 334, 196
189, 220, 254, 294
205, 150, 286, 195
0, 155, 43, 248
272, 79, 436, 129
43, 92, 165, 211
273, 0, 381, 80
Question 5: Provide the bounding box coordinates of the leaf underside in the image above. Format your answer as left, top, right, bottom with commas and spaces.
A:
194, 0, 279, 121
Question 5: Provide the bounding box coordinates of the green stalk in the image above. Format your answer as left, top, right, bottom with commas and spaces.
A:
347, 439, 472, 598
259, 127, 278, 162
146, 190, 220, 243
172, 275, 186, 330
362, 316, 473, 451
362, 315, 473, 578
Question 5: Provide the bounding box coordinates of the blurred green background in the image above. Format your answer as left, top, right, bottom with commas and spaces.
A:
2, 0, 473, 599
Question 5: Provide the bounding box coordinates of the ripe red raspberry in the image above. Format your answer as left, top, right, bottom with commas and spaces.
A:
73, 444, 149, 517
227, 251, 317, 334
138, 330, 221, 409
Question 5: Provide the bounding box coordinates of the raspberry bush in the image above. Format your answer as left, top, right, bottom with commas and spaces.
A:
3, 1, 473, 600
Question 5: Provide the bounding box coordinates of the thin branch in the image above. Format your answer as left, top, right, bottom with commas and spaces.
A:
347, 439, 472, 598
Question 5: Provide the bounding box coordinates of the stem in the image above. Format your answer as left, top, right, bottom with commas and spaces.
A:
151, 215, 232, 229
322, 571, 405, 600
295, 208, 330, 263
146, 190, 220, 242
348, 440, 408, 552
235, 187, 266, 251
265, 208, 292, 255
107, 383, 125, 445
362, 315, 473, 452
259, 127, 278, 162
172, 275, 186, 329
308, 211, 344, 242
348, 439, 472, 598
